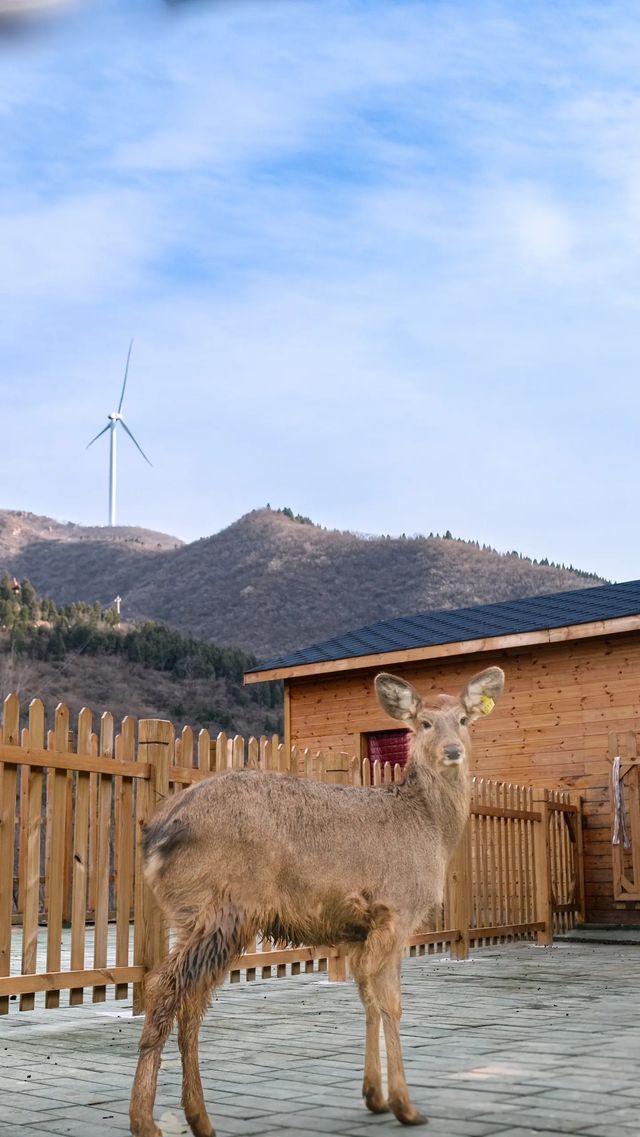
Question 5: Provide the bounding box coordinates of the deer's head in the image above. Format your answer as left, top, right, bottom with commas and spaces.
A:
374, 667, 505, 772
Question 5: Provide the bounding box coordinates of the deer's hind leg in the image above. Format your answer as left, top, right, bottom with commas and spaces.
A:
130, 909, 246, 1137
130, 951, 183, 1137
178, 984, 216, 1137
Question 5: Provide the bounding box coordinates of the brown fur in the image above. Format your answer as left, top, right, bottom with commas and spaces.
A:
129, 666, 505, 1137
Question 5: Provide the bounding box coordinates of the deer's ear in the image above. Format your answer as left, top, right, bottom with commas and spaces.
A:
461, 667, 505, 722
375, 673, 421, 722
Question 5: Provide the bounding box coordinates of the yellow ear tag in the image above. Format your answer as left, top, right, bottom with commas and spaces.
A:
479, 695, 495, 716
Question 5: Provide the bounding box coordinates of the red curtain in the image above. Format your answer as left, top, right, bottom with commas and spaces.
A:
366, 729, 411, 769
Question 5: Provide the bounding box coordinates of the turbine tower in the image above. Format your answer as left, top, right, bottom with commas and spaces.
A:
86, 340, 152, 527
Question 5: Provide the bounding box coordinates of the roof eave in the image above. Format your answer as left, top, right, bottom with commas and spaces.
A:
243, 613, 640, 685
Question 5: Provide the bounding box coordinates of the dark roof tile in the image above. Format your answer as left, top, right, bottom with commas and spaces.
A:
247, 578, 639, 676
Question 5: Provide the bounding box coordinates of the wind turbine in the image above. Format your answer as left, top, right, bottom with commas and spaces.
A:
86, 340, 152, 527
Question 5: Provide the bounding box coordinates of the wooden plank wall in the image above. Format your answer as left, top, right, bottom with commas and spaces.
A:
287, 631, 640, 926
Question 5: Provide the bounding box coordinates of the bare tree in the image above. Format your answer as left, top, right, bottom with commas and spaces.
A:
0, 649, 34, 705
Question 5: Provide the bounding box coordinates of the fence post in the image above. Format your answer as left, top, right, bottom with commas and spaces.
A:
532, 787, 553, 945
448, 821, 471, 960
133, 719, 172, 1014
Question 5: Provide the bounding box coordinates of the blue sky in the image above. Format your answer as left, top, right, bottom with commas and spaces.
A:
2, 0, 640, 580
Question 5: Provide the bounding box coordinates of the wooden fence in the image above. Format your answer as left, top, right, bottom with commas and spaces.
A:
0, 695, 585, 1013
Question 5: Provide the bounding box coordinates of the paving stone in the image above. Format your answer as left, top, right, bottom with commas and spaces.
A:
0, 1128, 69, 1137
580, 1107, 640, 1125
27, 1121, 131, 1137
0, 1091, 58, 1113
344, 1122, 504, 1137
473, 1112, 592, 1134
489, 1131, 573, 1137
210, 1118, 280, 1136
0, 1104, 73, 1127
578, 1126, 640, 1136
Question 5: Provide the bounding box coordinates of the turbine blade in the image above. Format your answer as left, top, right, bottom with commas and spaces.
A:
86, 422, 111, 449
117, 338, 134, 413
119, 419, 152, 465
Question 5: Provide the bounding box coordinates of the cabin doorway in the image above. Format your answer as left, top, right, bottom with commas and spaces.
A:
363, 728, 411, 776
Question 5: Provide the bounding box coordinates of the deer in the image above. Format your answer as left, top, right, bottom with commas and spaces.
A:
129, 665, 505, 1137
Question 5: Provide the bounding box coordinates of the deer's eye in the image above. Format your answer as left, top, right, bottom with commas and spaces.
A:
459, 716, 468, 726
422, 720, 433, 731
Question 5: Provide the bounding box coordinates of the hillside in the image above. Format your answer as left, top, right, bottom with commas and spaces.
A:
0, 583, 281, 737
0, 651, 281, 739
0, 650, 280, 736
0, 508, 605, 659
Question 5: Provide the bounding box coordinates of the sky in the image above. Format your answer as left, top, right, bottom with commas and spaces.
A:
2, 0, 640, 581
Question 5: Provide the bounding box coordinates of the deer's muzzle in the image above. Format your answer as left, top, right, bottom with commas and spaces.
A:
443, 744, 463, 765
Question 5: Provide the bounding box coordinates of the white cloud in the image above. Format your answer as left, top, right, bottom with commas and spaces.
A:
0, 191, 155, 299
498, 188, 577, 270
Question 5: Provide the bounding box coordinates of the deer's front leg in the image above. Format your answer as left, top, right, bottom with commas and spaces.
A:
373, 951, 427, 1126
354, 974, 388, 1113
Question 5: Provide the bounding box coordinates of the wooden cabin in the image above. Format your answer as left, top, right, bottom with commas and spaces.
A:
245, 579, 640, 927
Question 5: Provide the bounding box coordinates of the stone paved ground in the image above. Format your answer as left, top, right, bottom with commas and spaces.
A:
0, 942, 638, 1137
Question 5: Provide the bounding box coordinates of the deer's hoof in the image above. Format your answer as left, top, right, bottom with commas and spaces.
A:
389, 1099, 429, 1126
186, 1116, 215, 1137
364, 1086, 389, 1114
130, 1125, 161, 1137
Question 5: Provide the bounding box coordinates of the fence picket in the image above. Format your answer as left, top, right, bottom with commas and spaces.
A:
115, 717, 135, 1000
0, 695, 19, 1015
495, 783, 505, 928
525, 786, 534, 924
303, 748, 313, 779
510, 785, 517, 930
197, 729, 211, 775
262, 737, 273, 772
17, 731, 28, 920
493, 782, 500, 930
232, 735, 244, 771
69, 708, 92, 1005
215, 732, 228, 773
20, 700, 44, 1011
247, 737, 259, 770
45, 704, 69, 1009
276, 742, 289, 773
515, 786, 524, 931
93, 714, 114, 1003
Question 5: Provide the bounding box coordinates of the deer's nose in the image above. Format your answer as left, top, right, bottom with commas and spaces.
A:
443, 744, 463, 763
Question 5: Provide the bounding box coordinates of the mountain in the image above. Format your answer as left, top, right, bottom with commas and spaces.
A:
0, 511, 180, 609
125, 511, 607, 658
0, 508, 605, 659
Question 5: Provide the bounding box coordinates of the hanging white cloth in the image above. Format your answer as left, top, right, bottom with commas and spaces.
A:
611, 756, 631, 849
